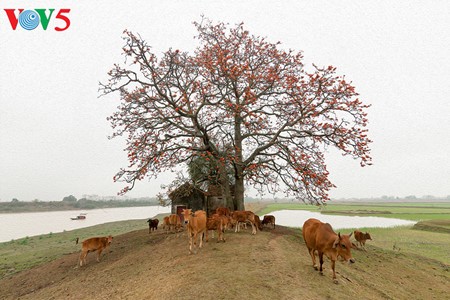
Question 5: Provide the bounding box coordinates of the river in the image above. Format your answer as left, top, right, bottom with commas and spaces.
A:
269, 209, 416, 230
0, 206, 416, 243
0, 206, 170, 243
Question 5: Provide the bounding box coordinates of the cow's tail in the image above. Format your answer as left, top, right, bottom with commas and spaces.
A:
75, 237, 79, 244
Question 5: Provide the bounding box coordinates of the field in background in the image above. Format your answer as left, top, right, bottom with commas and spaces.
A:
259, 201, 450, 221
259, 201, 450, 264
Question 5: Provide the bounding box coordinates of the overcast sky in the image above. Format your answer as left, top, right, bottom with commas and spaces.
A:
1, 1, 449, 202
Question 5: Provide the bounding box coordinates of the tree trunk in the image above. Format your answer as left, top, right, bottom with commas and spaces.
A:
234, 173, 245, 211
234, 114, 245, 211
218, 163, 233, 210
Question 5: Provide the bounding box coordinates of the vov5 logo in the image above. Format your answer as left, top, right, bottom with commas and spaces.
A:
3, 8, 71, 31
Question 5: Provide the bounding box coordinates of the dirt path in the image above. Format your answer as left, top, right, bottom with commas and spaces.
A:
1, 226, 448, 299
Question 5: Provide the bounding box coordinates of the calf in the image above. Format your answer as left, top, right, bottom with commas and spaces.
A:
262, 215, 276, 229
77, 235, 113, 267
354, 230, 372, 251
302, 218, 355, 284
230, 210, 258, 235
205, 214, 225, 243
147, 218, 159, 233
181, 209, 207, 254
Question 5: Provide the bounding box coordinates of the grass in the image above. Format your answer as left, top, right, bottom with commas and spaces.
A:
258, 201, 450, 265
1, 202, 449, 280
0, 217, 167, 278
1, 217, 448, 300
354, 224, 450, 265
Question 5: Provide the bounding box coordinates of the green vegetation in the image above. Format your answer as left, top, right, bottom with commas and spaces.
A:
351, 222, 450, 265
258, 201, 450, 264
0, 215, 168, 278
413, 219, 450, 234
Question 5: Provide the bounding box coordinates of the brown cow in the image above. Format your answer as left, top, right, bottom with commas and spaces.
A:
162, 216, 170, 233
254, 215, 263, 231
181, 209, 207, 254
168, 214, 182, 233
230, 210, 258, 234
205, 214, 225, 243
147, 218, 159, 233
215, 206, 231, 217
354, 230, 372, 251
77, 235, 113, 267
302, 218, 355, 284
262, 215, 276, 229
210, 213, 232, 232
219, 214, 232, 231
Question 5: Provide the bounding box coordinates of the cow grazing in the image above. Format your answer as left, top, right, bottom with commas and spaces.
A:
147, 218, 159, 233
254, 215, 263, 231
262, 215, 276, 229
354, 230, 372, 251
205, 214, 225, 243
181, 209, 207, 254
302, 218, 355, 284
230, 210, 258, 235
77, 235, 113, 267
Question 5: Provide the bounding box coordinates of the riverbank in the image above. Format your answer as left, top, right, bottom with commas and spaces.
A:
0, 206, 170, 243
259, 201, 450, 221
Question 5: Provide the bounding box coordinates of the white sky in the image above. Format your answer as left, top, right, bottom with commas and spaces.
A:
1, 1, 449, 202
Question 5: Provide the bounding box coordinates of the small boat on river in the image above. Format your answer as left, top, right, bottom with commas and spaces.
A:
70, 213, 87, 220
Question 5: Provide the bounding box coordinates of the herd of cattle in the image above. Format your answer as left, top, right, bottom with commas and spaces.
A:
77, 207, 372, 284
147, 208, 276, 253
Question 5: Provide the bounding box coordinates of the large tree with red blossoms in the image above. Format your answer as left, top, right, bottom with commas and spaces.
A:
99, 18, 372, 210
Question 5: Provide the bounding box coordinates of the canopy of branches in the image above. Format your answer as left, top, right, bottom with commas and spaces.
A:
100, 17, 372, 206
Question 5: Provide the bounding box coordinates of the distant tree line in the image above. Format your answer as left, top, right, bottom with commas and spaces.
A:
0, 195, 160, 213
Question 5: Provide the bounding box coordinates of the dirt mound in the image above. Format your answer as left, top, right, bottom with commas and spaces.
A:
413, 220, 450, 234
0, 226, 448, 300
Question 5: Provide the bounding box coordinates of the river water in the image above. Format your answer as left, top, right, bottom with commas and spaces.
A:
0, 206, 170, 243
269, 209, 416, 230
0, 207, 415, 243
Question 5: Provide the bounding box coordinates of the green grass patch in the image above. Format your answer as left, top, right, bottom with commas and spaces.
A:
0, 216, 167, 279
360, 225, 450, 265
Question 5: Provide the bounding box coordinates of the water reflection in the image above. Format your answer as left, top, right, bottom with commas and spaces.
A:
0, 206, 170, 242
268, 210, 416, 229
